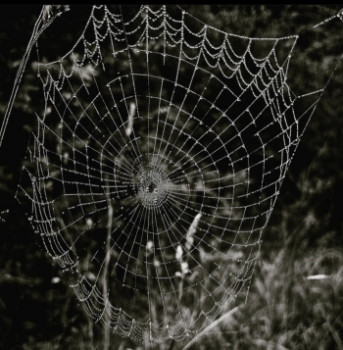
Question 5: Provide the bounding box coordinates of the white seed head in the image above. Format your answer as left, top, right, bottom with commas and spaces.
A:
175, 245, 183, 261
146, 240, 154, 253
181, 261, 190, 275
51, 276, 61, 284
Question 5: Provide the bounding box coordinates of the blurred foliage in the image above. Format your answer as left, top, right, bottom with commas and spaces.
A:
0, 5, 342, 350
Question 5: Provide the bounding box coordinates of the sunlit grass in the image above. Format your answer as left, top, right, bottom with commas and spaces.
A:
181, 247, 343, 350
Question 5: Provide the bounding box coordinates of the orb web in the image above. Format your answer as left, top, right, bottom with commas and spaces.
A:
16, 4, 333, 344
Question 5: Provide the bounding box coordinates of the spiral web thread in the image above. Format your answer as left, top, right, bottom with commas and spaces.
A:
16, 5, 334, 344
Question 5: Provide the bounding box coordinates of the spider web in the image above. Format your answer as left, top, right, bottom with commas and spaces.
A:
15, 4, 339, 344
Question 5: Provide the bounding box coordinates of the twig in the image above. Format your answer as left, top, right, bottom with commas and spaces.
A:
181, 306, 240, 350
102, 177, 113, 350
0, 5, 69, 150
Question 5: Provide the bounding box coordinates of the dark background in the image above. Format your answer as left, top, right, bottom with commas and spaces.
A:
0, 5, 342, 349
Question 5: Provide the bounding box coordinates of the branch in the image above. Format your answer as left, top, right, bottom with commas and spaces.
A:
181, 306, 240, 350
102, 177, 113, 350
0, 5, 70, 150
